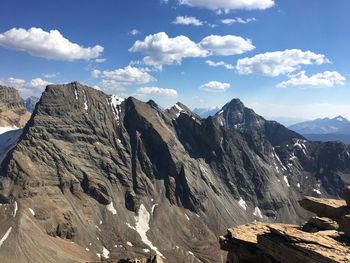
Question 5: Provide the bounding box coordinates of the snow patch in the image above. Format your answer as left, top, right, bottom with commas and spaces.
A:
253, 207, 263, 219
283, 176, 290, 187
96, 253, 101, 258
125, 222, 136, 230
74, 88, 78, 100
135, 204, 164, 257
102, 247, 110, 259
297, 183, 300, 188
28, 208, 35, 216
85, 247, 90, 251
238, 197, 247, 211
106, 202, 117, 215
13, 201, 17, 217
188, 251, 194, 256
184, 213, 190, 221
83, 90, 88, 111
0, 227, 12, 248
126, 241, 133, 247
143, 248, 151, 253
313, 189, 322, 195
151, 204, 158, 214
0, 127, 16, 135
111, 95, 124, 124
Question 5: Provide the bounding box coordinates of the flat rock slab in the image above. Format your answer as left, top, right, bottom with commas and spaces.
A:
302, 216, 339, 232
299, 196, 350, 220
258, 224, 350, 263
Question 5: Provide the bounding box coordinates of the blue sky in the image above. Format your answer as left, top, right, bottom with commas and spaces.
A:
0, 0, 349, 124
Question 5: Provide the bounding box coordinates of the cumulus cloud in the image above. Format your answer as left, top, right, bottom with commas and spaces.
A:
205, 60, 234, 69
200, 81, 231, 93
236, 49, 330, 76
129, 32, 208, 69
200, 35, 255, 56
0, 77, 52, 97
95, 58, 106, 63
96, 66, 156, 90
221, 17, 256, 25
91, 69, 101, 78
129, 32, 254, 69
0, 27, 103, 61
277, 71, 346, 88
172, 16, 204, 26
29, 78, 52, 89
136, 87, 178, 97
178, 0, 274, 12
129, 29, 141, 35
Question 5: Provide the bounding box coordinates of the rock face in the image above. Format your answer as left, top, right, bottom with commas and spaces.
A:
220, 191, 350, 263
0, 83, 350, 262
0, 85, 30, 128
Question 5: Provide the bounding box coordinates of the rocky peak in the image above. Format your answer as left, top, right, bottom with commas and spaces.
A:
0, 85, 30, 128
22, 96, 39, 113
214, 98, 304, 146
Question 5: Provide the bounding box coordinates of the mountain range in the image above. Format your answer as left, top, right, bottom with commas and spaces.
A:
289, 116, 350, 144
0, 82, 349, 262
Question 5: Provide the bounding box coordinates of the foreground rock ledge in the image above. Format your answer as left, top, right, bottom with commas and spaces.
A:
220, 193, 350, 263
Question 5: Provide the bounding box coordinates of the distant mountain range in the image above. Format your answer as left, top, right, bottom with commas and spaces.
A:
289, 116, 350, 144
192, 107, 220, 118
22, 96, 39, 113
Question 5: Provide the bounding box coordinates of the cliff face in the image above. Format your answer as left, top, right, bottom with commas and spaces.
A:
0, 82, 349, 263
0, 85, 31, 128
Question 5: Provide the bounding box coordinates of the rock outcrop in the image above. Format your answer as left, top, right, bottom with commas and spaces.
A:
0, 82, 350, 262
220, 189, 350, 263
0, 85, 30, 128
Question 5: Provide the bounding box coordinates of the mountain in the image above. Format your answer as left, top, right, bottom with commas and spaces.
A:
289, 116, 350, 144
0, 85, 31, 128
192, 107, 220, 118
0, 83, 350, 263
22, 96, 40, 113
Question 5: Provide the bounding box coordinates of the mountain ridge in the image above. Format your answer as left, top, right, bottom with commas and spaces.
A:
0, 82, 349, 262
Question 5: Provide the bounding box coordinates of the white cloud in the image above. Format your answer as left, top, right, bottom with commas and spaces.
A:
29, 78, 52, 89
95, 58, 106, 63
136, 87, 178, 97
0, 77, 26, 88
129, 29, 141, 35
205, 60, 234, 69
178, 0, 274, 12
236, 49, 330, 76
99, 66, 156, 89
221, 17, 256, 25
172, 16, 204, 26
43, 73, 59, 78
91, 69, 101, 78
129, 32, 254, 69
129, 32, 208, 69
200, 35, 255, 56
277, 71, 346, 88
0, 77, 51, 98
200, 81, 231, 93
0, 27, 103, 61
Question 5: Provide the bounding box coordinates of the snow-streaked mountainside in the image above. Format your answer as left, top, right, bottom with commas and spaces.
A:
22, 96, 39, 113
192, 107, 220, 118
289, 116, 350, 144
0, 83, 350, 263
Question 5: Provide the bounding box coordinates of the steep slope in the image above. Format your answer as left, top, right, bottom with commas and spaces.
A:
0, 83, 349, 263
0, 85, 31, 128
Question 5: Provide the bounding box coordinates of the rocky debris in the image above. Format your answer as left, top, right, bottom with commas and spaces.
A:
220, 188, 350, 263
118, 255, 164, 263
0, 85, 30, 128
302, 216, 339, 232
1, 83, 350, 262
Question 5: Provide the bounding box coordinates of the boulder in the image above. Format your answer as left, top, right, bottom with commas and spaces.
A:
302, 216, 339, 232
299, 196, 350, 220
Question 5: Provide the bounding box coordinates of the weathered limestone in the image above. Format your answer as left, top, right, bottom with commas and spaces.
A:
221, 188, 350, 263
